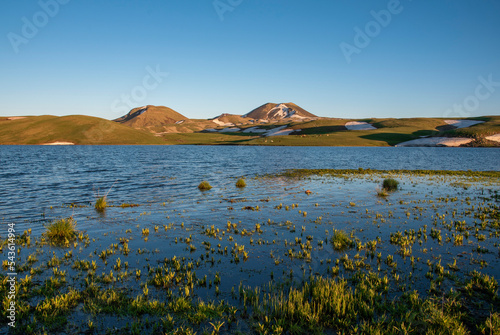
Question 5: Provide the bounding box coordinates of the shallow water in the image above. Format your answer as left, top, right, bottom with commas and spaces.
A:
0, 145, 499, 229
1, 146, 499, 333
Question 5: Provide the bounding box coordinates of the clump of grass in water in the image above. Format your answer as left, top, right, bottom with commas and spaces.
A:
376, 188, 389, 197
382, 178, 399, 192
235, 178, 246, 188
45, 217, 78, 245
331, 229, 353, 251
93, 180, 116, 211
95, 196, 107, 211
198, 181, 212, 190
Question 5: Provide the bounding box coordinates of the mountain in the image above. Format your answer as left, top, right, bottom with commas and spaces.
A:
0, 115, 165, 145
211, 113, 251, 126
114, 105, 188, 132
243, 103, 317, 121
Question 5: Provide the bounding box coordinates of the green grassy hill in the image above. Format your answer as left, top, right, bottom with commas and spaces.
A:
0, 115, 166, 145
159, 116, 500, 146
1, 114, 498, 146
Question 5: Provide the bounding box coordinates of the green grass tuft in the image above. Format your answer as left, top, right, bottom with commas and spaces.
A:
45, 217, 78, 245
377, 188, 389, 197
235, 178, 247, 188
198, 181, 212, 190
95, 196, 107, 211
382, 178, 399, 191
331, 229, 353, 251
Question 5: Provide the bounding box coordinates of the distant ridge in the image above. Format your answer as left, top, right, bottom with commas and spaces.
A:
244, 103, 317, 120
0, 115, 165, 144
114, 105, 187, 131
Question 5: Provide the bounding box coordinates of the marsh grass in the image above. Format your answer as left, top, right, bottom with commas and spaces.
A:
382, 178, 399, 191
376, 187, 389, 197
45, 217, 78, 245
331, 229, 353, 251
95, 196, 107, 211
198, 181, 212, 190
235, 178, 246, 188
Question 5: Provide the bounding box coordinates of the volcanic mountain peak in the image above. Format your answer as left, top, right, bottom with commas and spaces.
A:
243, 103, 317, 120
114, 105, 187, 129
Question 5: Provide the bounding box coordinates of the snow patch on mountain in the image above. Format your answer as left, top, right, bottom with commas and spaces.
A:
345, 122, 377, 131
444, 120, 484, 129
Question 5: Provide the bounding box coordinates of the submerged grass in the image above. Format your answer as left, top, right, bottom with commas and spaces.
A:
198, 181, 212, 190
331, 229, 353, 251
275, 168, 500, 178
5, 169, 500, 334
44, 217, 78, 245
235, 178, 246, 188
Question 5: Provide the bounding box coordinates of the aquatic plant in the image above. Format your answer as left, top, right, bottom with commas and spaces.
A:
198, 181, 212, 190
382, 178, 399, 191
45, 217, 78, 245
331, 229, 353, 251
95, 196, 107, 211
376, 188, 389, 197
236, 178, 246, 188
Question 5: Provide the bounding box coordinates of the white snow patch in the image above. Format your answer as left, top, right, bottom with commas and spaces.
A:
135, 107, 147, 116
267, 128, 298, 136
175, 120, 185, 124
444, 120, 484, 129
264, 125, 298, 136
242, 127, 267, 133
485, 133, 500, 143
212, 118, 234, 127
220, 127, 241, 133
204, 128, 218, 132
42, 141, 75, 145
345, 121, 377, 131
395, 137, 474, 147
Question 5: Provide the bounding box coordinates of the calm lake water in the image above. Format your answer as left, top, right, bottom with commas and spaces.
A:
1, 145, 500, 333
0, 145, 499, 226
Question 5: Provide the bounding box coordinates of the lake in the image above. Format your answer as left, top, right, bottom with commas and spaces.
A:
1, 145, 499, 227
1, 145, 499, 334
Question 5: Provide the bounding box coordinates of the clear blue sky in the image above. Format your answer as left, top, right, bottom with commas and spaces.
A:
1, 0, 499, 120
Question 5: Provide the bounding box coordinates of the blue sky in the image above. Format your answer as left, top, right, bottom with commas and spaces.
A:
1, 0, 499, 120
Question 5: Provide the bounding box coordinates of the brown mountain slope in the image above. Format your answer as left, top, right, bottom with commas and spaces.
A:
244, 103, 317, 120
0, 115, 165, 144
114, 105, 188, 132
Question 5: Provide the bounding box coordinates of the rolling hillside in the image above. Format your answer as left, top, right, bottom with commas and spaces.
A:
0, 115, 166, 145
114, 105, 188, 132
